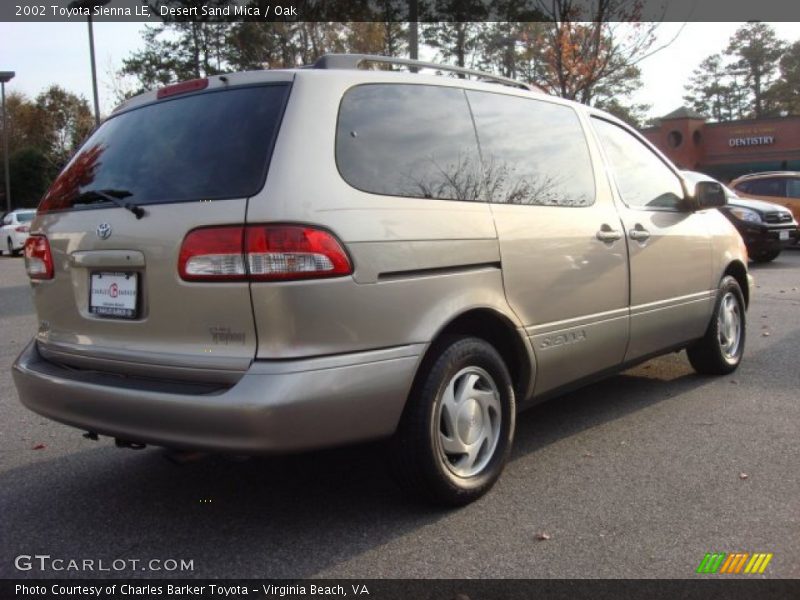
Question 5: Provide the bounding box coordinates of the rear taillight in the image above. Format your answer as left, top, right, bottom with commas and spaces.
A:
178, 227, 245, 281
178, 225, 352, 282
24, 235, 54, 280
15, 225, 29, 233
245, 225, 352, 280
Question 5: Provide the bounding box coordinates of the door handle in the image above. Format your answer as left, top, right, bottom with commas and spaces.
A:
596, 225, 622, 243
629, 225, 651, 242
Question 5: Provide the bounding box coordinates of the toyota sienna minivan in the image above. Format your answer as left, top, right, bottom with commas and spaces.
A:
13, 55, 751, 505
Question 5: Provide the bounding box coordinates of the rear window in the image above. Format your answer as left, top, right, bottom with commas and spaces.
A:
39, 84, 290, 212
336, 84, 482, 201
17, 212, 35, 222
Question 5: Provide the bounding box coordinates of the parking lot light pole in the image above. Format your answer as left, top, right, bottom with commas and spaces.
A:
1, 71, 14, 213
68, 0, 110, 127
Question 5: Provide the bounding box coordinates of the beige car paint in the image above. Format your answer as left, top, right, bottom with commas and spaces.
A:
13, 66, 750, 454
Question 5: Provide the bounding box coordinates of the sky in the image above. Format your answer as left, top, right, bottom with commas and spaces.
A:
1, 21, 799, 120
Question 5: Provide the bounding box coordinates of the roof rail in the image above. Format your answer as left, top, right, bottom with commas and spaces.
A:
736, 171, 798, 179
312, 54, 535, 91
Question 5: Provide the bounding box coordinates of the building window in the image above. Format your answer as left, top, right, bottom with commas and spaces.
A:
667, 130, 683, 148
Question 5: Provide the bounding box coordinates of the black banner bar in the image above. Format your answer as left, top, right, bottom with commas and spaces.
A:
4, 579, 800, 600
3, 0, 800, 23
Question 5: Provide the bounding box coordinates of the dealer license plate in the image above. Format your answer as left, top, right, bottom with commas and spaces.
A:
89, 272, 138, 319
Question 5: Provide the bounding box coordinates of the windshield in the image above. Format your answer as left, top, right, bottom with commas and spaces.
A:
39, 84, 290, 212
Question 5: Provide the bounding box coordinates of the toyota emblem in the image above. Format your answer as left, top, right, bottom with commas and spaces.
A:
96, 223, 112, 240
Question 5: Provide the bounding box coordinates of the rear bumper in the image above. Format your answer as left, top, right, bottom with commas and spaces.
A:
12, 340, 421, 453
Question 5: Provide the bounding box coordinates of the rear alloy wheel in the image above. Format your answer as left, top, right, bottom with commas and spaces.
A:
388, 336, 515, 506
687, 276, 746, 375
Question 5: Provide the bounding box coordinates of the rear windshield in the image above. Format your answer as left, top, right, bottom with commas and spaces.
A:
40, 84, 290, 212
17, 212, 35, 222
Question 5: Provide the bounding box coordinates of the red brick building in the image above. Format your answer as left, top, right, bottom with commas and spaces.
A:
641, 107, 800, 182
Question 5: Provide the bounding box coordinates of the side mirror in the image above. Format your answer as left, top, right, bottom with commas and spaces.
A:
694, 181, 727, 209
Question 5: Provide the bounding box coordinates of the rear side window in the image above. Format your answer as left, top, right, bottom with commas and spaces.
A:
787, 178, 800, 199
40, 84, 290, 212
336, 84, 482, 201
17, 212, 35, 222
467, 92, 595, 207
592, 118, 684, 210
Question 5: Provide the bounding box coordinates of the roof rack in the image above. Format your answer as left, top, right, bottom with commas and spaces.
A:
312, 54, 535, 92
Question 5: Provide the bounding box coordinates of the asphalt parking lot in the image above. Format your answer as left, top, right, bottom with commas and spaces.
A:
0, 252, 798, 579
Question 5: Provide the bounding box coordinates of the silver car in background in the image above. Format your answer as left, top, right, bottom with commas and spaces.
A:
13, 55, 750, 505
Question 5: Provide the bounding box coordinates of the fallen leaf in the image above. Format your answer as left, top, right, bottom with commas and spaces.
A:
32, 443, 46, 450
535, 532, 552, 541
730, 380, 738, 384
739, 472, 749, 480
583, 451, 594, 458
762, 332, 770, 337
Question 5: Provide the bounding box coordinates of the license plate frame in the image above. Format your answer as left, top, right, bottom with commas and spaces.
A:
89, 271, 139, 320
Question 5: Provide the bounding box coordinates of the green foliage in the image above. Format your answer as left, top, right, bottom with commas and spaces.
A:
685, 23, 795, 121
0, 87, 92, 209
769, 40, 800, 116
725, 22, 785, 118
593, 97, 651, 129
8, 148, 55, 208
683, 54, 742, 121
34, 86, 94, 166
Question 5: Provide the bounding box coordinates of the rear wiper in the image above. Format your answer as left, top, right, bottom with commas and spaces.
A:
73, 189, 146, 219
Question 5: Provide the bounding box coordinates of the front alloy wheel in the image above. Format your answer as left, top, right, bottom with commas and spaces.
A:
717, 291, 742, 363
687, 275, 746, 375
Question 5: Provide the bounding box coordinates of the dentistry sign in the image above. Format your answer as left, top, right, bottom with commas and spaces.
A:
728, 135, 775, 147
728, 125, 777, 148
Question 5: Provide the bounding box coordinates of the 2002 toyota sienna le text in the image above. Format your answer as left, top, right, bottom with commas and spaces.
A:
13, 55, 751, 505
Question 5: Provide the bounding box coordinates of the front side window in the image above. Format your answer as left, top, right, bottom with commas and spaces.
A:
467, 91, 595, 206
16, 212, 35, 223
592, 118, 684, 210
336, 84, 482, 201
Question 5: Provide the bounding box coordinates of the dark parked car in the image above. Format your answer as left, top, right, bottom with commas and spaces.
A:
683, 171, 798, 263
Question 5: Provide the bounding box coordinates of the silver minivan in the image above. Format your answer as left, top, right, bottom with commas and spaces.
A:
13, 55, 750, 505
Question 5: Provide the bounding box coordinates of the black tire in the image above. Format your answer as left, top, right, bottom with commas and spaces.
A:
751, 249, 780, 263
388, 336, 515, 506
686, 275, 746, 375
6, 238, 12, 257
